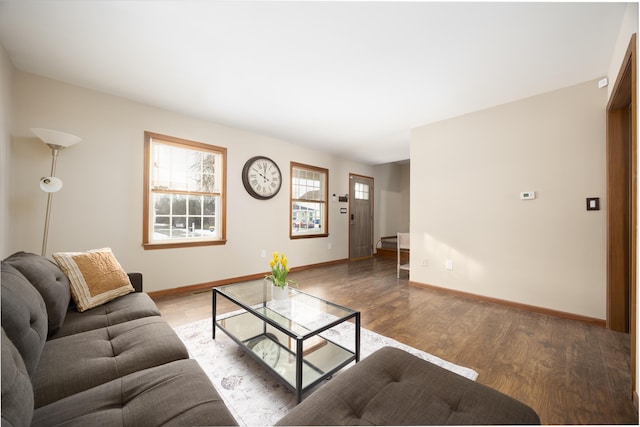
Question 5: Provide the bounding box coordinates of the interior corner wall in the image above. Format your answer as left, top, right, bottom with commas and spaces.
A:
10, 71, 374, 292
410, 79, 607, 319
373, 161, 410, 248
0, 44, 14, 259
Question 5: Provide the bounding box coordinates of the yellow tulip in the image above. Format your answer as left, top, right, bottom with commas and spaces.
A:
272, 252, 279, 260
281, 257, 287, 267
269, 259, 276, 268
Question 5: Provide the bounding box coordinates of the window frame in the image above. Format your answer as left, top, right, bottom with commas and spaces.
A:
143, 131, 227, 250
290, 162, 329, 239
354, 181, 370, 200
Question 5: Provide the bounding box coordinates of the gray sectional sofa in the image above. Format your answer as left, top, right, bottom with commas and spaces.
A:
1, 252, 237, 426
1, 251, 540, 426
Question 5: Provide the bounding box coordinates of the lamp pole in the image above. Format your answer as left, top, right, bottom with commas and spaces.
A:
41, 145, 61, 256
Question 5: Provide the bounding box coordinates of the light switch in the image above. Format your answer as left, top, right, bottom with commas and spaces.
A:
586, 197, 600, 211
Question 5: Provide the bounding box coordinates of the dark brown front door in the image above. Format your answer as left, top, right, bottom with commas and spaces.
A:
349, 174, 374, 259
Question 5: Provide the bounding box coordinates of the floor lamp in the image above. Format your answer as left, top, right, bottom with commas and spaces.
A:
31, 128, 82, 256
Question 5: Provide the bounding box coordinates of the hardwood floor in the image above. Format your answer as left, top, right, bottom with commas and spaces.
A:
152, 257, 638, 425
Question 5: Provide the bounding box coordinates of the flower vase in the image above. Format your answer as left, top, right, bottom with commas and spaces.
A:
272, 284, 289, 301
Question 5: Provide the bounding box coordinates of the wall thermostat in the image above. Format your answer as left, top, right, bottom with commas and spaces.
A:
520, 191, 536, 200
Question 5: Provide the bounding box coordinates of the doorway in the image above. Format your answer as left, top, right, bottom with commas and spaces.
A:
349, 174, 374, 260
606, 33, 636, 400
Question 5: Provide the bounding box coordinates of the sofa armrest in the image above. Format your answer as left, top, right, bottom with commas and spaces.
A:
127, 273, 143, 293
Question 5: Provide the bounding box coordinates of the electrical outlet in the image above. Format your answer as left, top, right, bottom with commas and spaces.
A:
328, 243, 332, 250
445, 259, 453, 270
261, 249, 266, 258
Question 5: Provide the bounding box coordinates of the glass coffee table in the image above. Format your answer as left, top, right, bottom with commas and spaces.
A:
212, 280, 360, 403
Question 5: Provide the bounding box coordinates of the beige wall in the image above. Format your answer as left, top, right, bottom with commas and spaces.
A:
373, 161, 410, 248
410, 79, 607, 319
0, 44, 13, 259
10, 71, 376, 292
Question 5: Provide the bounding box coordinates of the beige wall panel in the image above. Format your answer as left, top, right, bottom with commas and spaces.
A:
411, 80, 607, 319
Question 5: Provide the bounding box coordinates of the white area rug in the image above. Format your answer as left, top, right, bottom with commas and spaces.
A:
174, 317, 478, 426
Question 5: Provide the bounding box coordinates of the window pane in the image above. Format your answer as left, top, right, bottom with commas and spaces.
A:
204, 197, 216, 215
155, 194, 170, 215
187, 217, 202, 231
355, 182, 369, 200
189, 196, 202, 215
145, 132, 226, 247
153, 216, 170, 239
172, 194, 187, 215
203, 217, 216, 231
151, 193, 220, 241
290, 162, 328, 238
202, 153, 216, 193
293, 167, 325, 201
292, 201, 324, 235
151, 141, 219, 194
172, 216, 187, 229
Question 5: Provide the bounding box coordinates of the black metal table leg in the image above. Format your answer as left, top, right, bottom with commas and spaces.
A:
355, 312, 361, 362
296, 338, 303, 403
212, 289, 217, 339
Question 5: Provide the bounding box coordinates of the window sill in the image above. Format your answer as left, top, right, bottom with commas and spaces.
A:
143, 240, 227, 250
290, 233, 329, 240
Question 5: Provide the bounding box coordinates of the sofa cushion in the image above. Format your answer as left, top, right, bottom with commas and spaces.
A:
1, 262, 48, 377
1, 328, 34, 427
276, 346, 540, 426
31, 359, 238, 426
53, 248, 134, 312
4, 252, 71, 337
33, 316, 189, 408
49, 292, 162, 340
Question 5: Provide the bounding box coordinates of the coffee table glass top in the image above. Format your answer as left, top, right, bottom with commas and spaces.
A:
216, 280, 357, 337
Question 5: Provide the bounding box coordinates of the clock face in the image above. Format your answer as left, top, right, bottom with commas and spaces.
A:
247, 334, 281, 367
242, 156, 282, 199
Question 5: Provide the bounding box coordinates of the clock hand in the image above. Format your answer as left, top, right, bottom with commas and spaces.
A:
252, 167, 270, 182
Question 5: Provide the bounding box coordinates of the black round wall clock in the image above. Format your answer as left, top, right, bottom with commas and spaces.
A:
242, 156, 282, 200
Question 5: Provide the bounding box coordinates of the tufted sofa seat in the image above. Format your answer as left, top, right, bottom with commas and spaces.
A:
277, 346, 541, 425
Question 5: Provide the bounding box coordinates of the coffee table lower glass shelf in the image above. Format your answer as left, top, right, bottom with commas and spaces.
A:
212, 281, 360, 403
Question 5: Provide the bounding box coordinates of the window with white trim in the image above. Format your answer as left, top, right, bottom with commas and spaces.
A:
354, 182, 370, 200
143, 132, 226, 249
290, 162, 328, 238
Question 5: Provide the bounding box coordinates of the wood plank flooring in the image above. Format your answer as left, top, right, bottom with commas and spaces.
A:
151, 257, 638, 425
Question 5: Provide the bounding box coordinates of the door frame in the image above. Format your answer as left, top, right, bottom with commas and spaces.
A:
348, 173, 374, 260
606, 33, 636, 402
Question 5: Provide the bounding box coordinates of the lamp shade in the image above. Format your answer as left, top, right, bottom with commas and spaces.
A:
31, 128, 81, 148
40, 177, 63, 193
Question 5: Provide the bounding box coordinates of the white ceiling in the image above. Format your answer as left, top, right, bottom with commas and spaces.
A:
0, 1, 630, 165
